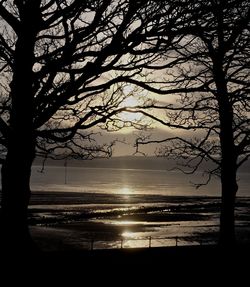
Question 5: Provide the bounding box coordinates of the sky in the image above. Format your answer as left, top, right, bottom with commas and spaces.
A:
97, 127, 172, 156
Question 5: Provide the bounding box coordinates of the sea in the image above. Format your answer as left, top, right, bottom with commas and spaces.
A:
30, 157, 250, 197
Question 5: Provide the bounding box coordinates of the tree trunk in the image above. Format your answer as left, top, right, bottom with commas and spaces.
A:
218, 83, 237, 246
218, 95, 238, 246
213, 53, 238, 246
219, 166, 238, 246
0, 1, 41, 254
0, 141, 36, 253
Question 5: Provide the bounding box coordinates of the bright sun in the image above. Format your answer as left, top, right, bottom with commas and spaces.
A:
119, 96, 142, 122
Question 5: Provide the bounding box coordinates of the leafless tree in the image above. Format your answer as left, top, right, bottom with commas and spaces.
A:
132, 0, 250, 246
0, 0, 185, 251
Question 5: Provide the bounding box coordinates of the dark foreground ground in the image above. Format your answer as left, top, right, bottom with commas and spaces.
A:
2, 244, 249, 284
37, 244, 249, 266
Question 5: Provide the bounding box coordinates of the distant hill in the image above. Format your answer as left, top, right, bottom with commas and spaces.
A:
33, 156, 175, 170
33, 155, 250, 172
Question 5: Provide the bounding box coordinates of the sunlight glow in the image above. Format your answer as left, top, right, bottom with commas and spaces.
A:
120, 187, 133, 194
119, 96, 142, 122
122, 96, 139, 108
114, 221, 138, 225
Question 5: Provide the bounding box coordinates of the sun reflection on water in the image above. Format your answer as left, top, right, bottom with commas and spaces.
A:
114, 220, 139, 225
122, 231, 135, 238
121, 230, 150, 248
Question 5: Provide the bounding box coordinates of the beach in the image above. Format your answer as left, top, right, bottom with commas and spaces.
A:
29, 191, 250, 251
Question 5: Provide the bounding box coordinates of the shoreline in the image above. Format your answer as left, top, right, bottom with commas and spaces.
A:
2, 190, 250, 252
27, 191, 250, 251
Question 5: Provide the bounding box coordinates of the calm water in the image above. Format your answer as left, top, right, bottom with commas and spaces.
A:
31, 165, 250, 197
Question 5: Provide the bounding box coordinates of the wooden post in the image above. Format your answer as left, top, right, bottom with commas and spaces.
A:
121, 238, 123, 249
64, 158, 67, 185
149, 236, 152, 248
175, 236, 178, 247
90, 238, 94, 251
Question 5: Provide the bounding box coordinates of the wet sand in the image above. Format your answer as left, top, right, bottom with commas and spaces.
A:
28, 191, 250, 251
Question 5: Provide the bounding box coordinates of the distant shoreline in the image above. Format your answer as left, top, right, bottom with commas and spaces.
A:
32, 155, 250, 172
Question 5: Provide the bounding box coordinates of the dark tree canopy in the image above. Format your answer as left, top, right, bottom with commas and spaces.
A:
136, 0, 250, 174
133, 0, 250, 245
0, 0, 191, 252
0, 0, 181, 160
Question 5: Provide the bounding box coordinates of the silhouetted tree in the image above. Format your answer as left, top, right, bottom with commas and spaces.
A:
132, 0, 250, 246
0, 0, 182, 252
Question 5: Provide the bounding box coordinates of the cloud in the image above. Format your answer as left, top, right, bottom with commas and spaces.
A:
94, 127, 174, 156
